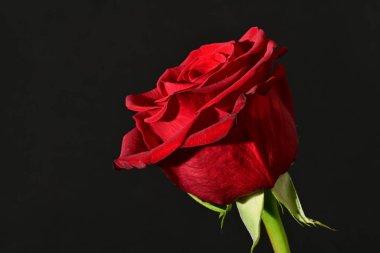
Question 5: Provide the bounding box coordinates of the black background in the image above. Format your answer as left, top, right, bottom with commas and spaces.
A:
1, 0, 380, 252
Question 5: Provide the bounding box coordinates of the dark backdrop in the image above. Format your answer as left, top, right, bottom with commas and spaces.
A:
1, 0, 379, 252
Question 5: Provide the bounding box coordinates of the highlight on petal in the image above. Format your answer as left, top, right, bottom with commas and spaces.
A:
161, 81, 198, 96
239, 27, 261, 42
239, 27, 266, 55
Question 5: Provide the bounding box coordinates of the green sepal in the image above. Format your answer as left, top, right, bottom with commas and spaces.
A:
188, 193, 232, 229
219, 204, 232, 230
271, 173, 335, 230
236, 191, 265, 253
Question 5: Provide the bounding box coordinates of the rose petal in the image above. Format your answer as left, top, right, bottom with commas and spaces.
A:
161, 81, 198, 96
183, 94, 247, 147
141, 93, 209, 143
160, 78, 297, 205
114, 120, 194, 169
113, 128, 148, 169
197, 40, 286, 113
143, 97, 171, 123
241, 75, 298, 185
160, 129, 270, 205
195, 65, 250, 94
125, 88, 161, 112
239, 26, 260, 42
115, 94, 248, 169
267, 64, 295, 119
157, 67, 183, 95
179, 42, 233, 67
198, 33, 267, 89
134, 111, 163, 149
178, 43, 235, 83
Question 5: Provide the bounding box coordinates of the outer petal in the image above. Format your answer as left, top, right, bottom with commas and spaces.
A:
264, 64, 295, 119
160, 76, 297, 205
160, 127, 270, 205
243, 67, 298, 179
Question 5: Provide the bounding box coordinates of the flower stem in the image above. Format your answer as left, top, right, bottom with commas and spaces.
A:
261, 190, 291, 253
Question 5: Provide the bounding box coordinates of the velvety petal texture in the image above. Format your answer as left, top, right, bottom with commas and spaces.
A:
114, 27, 298, 205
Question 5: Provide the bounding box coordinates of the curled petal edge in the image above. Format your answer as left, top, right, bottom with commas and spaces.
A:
114, 94, 247, 169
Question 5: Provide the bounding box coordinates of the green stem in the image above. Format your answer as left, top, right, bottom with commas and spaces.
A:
261, 191, 291, 253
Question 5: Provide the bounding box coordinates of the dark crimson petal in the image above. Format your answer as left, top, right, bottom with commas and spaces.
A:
240, 71, 298, 186
125, 88, 161, 112
160, 74, 297, 205
266, 64, 295, 119
160, 128, 271, 205
252, 63, 294, 118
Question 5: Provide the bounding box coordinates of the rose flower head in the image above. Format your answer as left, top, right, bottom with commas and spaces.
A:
114, 27, 298, 205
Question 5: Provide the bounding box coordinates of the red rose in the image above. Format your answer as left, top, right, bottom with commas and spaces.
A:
114, 27, 298, 205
